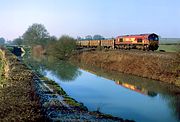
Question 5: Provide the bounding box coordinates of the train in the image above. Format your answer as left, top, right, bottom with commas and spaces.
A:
77, 33, 159, 51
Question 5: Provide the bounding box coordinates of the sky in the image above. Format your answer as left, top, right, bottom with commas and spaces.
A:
0, 0, 180, 40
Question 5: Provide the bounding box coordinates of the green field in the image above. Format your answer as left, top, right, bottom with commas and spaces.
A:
158, 44, 180, 52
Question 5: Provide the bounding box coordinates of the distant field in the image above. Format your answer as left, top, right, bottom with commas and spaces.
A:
158, 44, 180, 52
160, 38, 180, 44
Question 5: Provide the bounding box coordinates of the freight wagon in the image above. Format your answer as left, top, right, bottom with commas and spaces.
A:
79, 40, 90, 47
101, 39, 115, 49
89, 40, 101, 47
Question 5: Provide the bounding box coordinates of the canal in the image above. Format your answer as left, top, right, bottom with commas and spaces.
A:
23, 54, 180, 122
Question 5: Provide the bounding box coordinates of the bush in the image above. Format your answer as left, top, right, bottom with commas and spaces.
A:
47, 35, 76, 60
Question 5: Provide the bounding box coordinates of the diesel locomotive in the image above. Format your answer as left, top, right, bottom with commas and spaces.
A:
77, 33, 159, 51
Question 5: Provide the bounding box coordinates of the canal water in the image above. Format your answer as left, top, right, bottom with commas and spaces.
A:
23, 55, 180, 122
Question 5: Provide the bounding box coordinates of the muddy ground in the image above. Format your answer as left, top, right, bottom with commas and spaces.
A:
71, 50, 180, 87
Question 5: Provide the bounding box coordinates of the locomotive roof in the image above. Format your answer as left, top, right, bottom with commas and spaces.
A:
117, 33, 158, 38
77, 33, 158, 40
78, 38, 114, 41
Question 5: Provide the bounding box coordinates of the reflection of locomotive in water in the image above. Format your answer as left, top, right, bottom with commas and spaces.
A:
116, 81, 157, 97
77, 33, 159, 51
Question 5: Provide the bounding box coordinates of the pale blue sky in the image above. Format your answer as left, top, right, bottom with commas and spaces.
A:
0, 0, 180, 40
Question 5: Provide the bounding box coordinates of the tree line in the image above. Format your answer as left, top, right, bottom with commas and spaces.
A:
11, 23, 76, 60
0, 38, 5, 45
9, 23, 105, 60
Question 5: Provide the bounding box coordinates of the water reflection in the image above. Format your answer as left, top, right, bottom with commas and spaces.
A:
44, 57, 81, 81
23, 54, 81, 82
116, 81, 157, 97
77, 64, 180, 122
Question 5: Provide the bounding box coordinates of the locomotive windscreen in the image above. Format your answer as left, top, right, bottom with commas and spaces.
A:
148, 34, 159, 41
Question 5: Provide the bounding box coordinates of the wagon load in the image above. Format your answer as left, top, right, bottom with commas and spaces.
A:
76, 41, 81, 47
89, 40, 101, 47
101, 39, 115, 48
80, 40, 90, 47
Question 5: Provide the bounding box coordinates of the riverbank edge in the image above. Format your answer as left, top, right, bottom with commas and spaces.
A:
71, 50, 180, 87
1, 49, 135, 122
0, 48, 44, 121
0, 49, 9, 82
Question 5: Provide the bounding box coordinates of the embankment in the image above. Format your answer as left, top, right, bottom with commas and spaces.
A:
0, 49, 9, 80
0, 49, 44, 121
72, 50, 180, 87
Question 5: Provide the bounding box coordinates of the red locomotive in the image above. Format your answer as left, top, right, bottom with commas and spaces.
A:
77, 33, 159, 51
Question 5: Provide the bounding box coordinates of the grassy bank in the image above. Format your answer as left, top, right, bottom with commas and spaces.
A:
0, 49, 44, 121
72, 50, 180, 87
0, 49, 9, 81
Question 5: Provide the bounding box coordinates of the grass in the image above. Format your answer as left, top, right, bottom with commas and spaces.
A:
158, 44, 180, 52
0, 59, 3, 79
40, 76, 84, 108
0, 49, 7, 82
73, 50, 180, 87
0, 49, 44, 121
63, 96, 82, 107
41, 77, 66, 95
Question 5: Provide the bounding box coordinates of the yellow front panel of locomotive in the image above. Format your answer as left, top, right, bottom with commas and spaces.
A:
125, 38, 129, 41
124, 38, 135, 42
130, 38, 135, 42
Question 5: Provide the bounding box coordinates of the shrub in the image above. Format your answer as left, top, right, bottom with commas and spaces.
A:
47, 35, 76, 60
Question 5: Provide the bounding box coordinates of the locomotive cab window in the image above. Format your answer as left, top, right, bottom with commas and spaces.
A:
154, 37, 159, 41
120, 38, 123, 42
137, 38, 142, 42
148, 34, 159, 41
